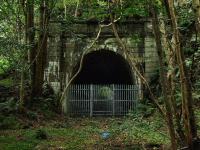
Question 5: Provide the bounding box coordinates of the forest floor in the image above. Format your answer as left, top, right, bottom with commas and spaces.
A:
0, 113, 170, 150
0, 109, 200, 150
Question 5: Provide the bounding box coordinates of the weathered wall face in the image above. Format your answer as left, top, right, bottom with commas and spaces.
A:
45, 19, 158, 93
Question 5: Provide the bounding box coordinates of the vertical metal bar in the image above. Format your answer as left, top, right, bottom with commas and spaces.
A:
76, 84, 78, 115
133, 84, 135, 110
79, 84, 81, 114
120, 84, 121, 115
85, 84, 87, 114
81, 84, 83, 114
132, 85, 134, 110
68, 85, 70, 115
82, 84, 84, 114
80, 84, 81, 114
81, 84, 83, 115
124, 84, 125, 115
72, 85, 74, 115
112, 84, 115, 116
74, 84, 76, 115
122, 84, 124, 115
136, 84, 138, 111
87, 84, 89, 115
71, 84, 72, 115
126, 84, 128, 114
129, 84, 130, 112
80, 84, 82, 115
131, 85, 133, 111
84, 84, 86, 114
73, 84, 74, 115
77, 84, 79, 115
77, 84, 78, 115
90, 84, 93, 117
126, 84, 127, 114
118, 84, 120, 115
130, 85, 131, 113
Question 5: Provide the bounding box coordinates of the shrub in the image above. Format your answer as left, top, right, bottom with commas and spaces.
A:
98, 86, 113, 99
35, 129, 48, 140
26, 111, 38, 120
0, 115, 20, 129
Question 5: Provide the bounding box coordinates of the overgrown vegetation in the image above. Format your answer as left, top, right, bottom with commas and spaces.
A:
0, 0, 200, 149
0, 113, 170, 150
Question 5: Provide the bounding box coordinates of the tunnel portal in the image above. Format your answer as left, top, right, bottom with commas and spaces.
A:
72, 50, 134, 85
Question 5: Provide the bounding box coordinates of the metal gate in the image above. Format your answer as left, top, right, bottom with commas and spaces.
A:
68, 84, 139, 116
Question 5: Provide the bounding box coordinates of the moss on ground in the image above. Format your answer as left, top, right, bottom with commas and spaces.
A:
0, 113, 170, 150
1, 108, 200, 149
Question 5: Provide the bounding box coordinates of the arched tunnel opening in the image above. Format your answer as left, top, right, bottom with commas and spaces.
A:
69, 50, 137, 116
72, 50, 134, 84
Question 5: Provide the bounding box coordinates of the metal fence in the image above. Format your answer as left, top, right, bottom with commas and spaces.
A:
68, 84, 139, 116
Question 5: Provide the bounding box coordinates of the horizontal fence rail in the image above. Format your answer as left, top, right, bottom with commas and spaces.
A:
68, 84, 139, 116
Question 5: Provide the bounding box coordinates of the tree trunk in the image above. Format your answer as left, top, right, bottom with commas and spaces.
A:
150, 5, 177, 150
193, 0, 200, 34
160, 18, 187, 145
26, 0, 36, 100
167, 0, 197, 148
33, 0, 49, 96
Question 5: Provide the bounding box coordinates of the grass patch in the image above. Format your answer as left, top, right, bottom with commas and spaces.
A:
0, 114, 170, 150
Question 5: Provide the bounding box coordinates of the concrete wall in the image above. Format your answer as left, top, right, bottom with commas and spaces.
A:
45, 18, 158, 94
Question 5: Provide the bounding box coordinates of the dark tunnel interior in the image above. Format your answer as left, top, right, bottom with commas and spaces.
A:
72, 50, 134, 84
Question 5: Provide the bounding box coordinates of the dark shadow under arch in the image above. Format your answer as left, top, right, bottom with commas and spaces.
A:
72, 50, 134, 84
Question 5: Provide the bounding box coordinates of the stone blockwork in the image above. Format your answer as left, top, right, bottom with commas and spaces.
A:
45, 18, 158, 94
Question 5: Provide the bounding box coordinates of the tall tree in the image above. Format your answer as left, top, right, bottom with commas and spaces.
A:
167, 0, 197, 148
33, 0, 49, 96
150, 3, 177, 149
25, 0, 36, 100
193, 0, 200, 34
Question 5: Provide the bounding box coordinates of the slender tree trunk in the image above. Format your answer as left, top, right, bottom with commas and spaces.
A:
33, 0, 49, 96
168, 38, 187, 145
150, 5, 177, 150
167, 0, 197, 148
18, 0, 34, 110
193, 0, 200, 34
26, 0, 36, 100
59, 28, 66, 91
160, 18, 187, 145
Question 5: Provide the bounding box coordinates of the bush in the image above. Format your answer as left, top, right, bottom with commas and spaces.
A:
26, 111, 38, 120
128, 102, 155, 118
35, 129, 48, 140
0, 97, 18, 114
98, 86, 113, 99
0, 115, 20, 129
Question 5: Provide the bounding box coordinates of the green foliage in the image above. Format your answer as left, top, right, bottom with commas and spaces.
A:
0, 78, 13, 87
0, 57, 10, 74
0, 115, 20, 130
0, 1, 27, 75
26, 111, 38, 120
0, 116, 170, 149
122, 0, 149, 17
133, 103, 156, 117
35, 129, 48, 140
0, 98, 18, 114
98, 86, 113, 99
176, 1, 195, 30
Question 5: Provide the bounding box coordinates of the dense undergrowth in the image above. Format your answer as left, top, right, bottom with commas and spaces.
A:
0, 113, 170, 150
1, 55, 200, 149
